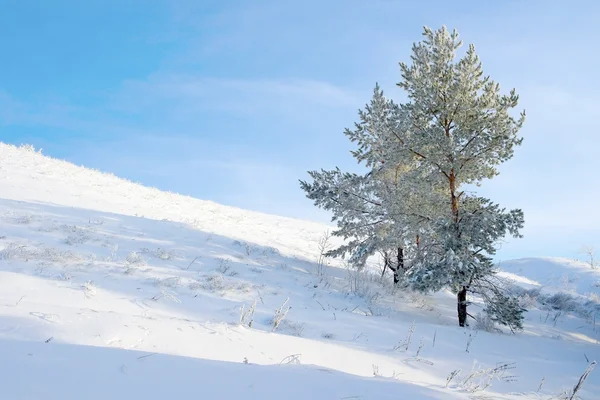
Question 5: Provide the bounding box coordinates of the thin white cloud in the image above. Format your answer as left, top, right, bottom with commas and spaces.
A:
112, 74, 360, 118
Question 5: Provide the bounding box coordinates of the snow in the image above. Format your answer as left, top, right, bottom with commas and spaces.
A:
0, 142, 599, 399
499, 257, 600, 298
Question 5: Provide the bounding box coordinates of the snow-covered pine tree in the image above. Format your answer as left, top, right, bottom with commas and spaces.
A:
394, 26, 525, 329
300, 84, 432, 284
300, 26, 526, 331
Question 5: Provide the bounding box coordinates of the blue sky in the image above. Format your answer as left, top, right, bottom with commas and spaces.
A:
1, 0, 599, 262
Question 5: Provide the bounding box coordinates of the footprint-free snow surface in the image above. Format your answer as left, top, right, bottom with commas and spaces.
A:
0, 143, 599, 400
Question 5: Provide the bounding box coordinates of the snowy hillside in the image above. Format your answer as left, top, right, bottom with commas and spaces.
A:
0, 142, 598, 400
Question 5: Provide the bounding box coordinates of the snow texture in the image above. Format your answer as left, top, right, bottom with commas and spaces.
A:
0, 142, 598, 399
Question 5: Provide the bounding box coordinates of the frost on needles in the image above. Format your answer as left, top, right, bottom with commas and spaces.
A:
300, 26, 526, 332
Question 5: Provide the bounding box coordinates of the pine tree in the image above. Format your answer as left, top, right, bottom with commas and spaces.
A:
300, 26, 526, 331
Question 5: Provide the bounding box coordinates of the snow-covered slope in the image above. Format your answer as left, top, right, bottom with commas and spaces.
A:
0, 143, 598, 400
500, 257, 600, 299
0, 143, 333, 261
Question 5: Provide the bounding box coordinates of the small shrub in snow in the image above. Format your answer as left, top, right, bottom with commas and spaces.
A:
41, 248, 66, 263
315, 230, 332, 277
517, 293, 538, 309
140, 247, 174, 260
232, 240, 256, 256
261, 246, 280, 256
345, 264, 382, 301
125, 251, 146, 266
64, 229, 90, 246
513, 285, 599, 322
542, 292, 579, 313
0, 243, 25, 260
205, 273, 226, 291
239, 301, 256, 327
401, 338, 435, 366
271, 297, 291, 332
559, 272, 580, 290
155, 248, 171, 260
372, 365, 380, 377
453, 361, 517, 393
61, 224, 79, 233
514, 287, 540, 309
38, 223, 59, 232
103, 244, 119, 262
87, 217, 104, 225
217, 258, 239, 276
216, 258, 231, 274
474, 312, 501, 333
153, 276, 181, 289
276, 319, 305, 337
579, 245, 597, 269
2, 211, 38, 225
394, 321, 416, 351
243, 243, 257, 256
235, 282, 252, 293
19, 143, 42, 153
345, 265, 363, 295
1, 244, 84, 264
81, 281, 97, 298
321, 332, 335, 339
151, 289, 181, 303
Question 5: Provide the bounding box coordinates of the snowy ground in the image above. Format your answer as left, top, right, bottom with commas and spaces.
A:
0, 143, 598, 400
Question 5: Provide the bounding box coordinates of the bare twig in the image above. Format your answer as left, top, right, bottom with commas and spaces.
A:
537, 376, 545, 393
256, 288, 265, 304
185, 256, 200, 270
279, 354, 301, 364
272, 297, 291, 331
569, 361, 596, 400
137, 353, 157, 360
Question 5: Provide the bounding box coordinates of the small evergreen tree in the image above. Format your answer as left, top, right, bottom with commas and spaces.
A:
300, 26, 526, 331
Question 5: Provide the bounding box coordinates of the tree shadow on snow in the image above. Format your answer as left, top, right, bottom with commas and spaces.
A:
0, 325, 459, 400
0, 199, 400, 341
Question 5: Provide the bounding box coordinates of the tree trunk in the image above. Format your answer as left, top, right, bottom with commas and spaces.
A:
386, 248, 403, 285
457, 286, 468, 327
450, 169, 466, 327
381, 251, 389, 278
394, 247, 404, 284
384, 251, 398, 284
449, 169, 459, 224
